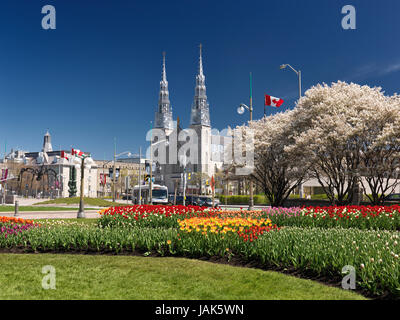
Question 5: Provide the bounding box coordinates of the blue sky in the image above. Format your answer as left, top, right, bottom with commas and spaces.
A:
0, 0, 399, 159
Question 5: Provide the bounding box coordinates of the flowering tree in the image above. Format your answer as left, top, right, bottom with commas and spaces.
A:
288, 81, 400, 205
358, 93, 400, 204
244, 111, 306, 207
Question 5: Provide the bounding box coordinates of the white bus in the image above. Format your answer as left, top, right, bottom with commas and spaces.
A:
132, 184, 169, 205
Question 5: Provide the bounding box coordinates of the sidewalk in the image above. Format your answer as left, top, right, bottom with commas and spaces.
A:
1, 210, 101, 219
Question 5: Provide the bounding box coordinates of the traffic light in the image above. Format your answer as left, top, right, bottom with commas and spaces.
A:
188, 173, 191, 180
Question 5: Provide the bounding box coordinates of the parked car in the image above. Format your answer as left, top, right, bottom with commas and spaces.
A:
198, 196, 220, 208
186, 195, 204, 206
167, 195, 207, 206
384, 193, 400, 204
168, 195, 188, 205
122, 194, 132, 200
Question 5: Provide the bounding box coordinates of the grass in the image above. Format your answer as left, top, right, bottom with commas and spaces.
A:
0, 254, 366, 300
0, 206, 98, 212
33, 219, 99, 225
33, 197, 127, 208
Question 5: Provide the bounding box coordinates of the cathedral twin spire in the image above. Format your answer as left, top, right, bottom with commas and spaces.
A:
155, 52, 174, 130
154, 45, 211, 130
190, 44, 210, 127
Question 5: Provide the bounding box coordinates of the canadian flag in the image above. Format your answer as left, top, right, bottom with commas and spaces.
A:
71, 148, 85, 158
61, 151, 69, 161
265, 94, 284, 107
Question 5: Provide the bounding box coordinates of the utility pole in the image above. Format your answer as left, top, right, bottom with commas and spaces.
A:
77, 157, 85, 218
59, 145, 62, 198
112, 137, 116, 202
138, 147, 142, 205
149, 121, 153, 205
183, 166, 186, 206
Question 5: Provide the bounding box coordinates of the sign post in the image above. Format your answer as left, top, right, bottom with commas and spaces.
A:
211, 175, 215, 208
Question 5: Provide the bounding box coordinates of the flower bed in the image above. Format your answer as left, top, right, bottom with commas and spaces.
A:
0, 217, 35, 225
1, 204, 400, 298
0, 219, 398, 297
0, 217, 40, 240
178, 216, 279, 242
98, 205, 216, 228
98, 205, 400, 231
263, 205, 400, 230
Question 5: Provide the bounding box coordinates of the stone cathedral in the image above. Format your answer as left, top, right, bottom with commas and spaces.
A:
152, 45, 226, 193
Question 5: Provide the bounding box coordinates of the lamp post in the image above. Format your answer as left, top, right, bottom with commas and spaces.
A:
179, 155, 187, 206
236, 72, 254, 210
280, 64, 302, 103
108, 145, 132, 202
112, 138, 117, 202
149, 122, 153, 204
77, 157, 86, 218
76, 155, 94, 218
280, 63, 304, 199
148, 138, 168, 204
138, 147, 142, 205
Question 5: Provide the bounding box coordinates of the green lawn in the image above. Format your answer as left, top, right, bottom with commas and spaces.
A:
33, 218, 99, 225
33, 197, 127, 208
0, 254, 366, 300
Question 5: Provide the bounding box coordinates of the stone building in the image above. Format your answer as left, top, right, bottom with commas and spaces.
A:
3, 131, 98, 198
151, 46, 227, 193
95, 158, 145, 198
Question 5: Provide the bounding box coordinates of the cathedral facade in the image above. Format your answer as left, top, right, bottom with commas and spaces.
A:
152, 45, 226, 193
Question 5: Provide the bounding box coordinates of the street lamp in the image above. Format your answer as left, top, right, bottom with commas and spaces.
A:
237, 103, 251, 116
112, 149, 132, 202
280, 64, 302, 107
179, 155, 187, 206
280, 63, 303, 199
148, 138, 169, 204
236, 72, 254, 210
76, 155, 94, 219
123, 148, 144, 205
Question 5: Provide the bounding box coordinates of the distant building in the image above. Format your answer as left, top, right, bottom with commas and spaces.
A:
3, 131, 98, 198
95, 158, 146, 198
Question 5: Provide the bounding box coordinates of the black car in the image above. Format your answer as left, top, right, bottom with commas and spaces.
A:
384, 193, 400, 204
197, 196, 220, 208
186, 195, 203, 206
168, 195, 203, 206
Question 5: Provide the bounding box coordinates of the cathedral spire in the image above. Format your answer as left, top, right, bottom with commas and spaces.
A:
198, 44, 204, 77
190, 44, 210, 127
155, 52, 173, 130
162, 51, 167, 82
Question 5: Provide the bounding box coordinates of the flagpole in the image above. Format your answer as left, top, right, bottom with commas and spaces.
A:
113, 137, 116, 202
248, 72, 254, 211
59, 144, 61, 198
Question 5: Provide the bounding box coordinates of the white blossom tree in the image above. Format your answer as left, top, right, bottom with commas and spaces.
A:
241, 111, 307, 207
287, 81, 400, 205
